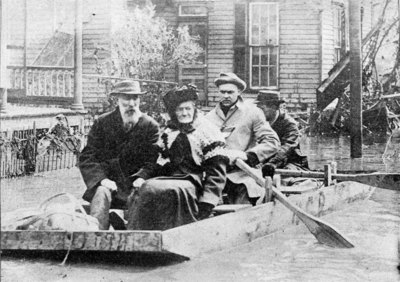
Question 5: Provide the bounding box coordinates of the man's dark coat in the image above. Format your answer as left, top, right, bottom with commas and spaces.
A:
79, 107, 159, 203
269, 112, 308, 169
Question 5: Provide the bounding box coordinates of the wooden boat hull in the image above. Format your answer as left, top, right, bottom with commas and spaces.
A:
277, 169, 400, 191
1, 181, 375, 259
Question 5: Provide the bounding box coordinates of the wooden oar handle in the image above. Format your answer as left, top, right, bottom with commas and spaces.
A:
275, 169, 358, 181
235, 159, 355, 248
236, 159, 317, 214
235, 159, 264, 187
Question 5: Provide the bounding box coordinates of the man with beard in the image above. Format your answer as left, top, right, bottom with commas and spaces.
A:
254, 90, 309, 178
78, 80, 159, 230
206, 73, 280, 205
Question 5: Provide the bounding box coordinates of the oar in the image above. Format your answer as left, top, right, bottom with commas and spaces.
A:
235, 159, 354, 248
275, 169, 400, 190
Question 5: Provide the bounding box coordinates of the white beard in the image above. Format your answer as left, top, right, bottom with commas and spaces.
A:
121, 109, 141, 130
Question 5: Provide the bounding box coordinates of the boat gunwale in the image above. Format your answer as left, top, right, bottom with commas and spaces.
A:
1, 181, 376, 258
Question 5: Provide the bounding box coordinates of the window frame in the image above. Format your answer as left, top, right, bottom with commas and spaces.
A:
332, 2, 346, 63
248, 2, 279, 90
177, 4, 208, 103
178, 5, 207, 18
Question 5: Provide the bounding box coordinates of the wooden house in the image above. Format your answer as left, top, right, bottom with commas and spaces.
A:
1, 0, 376, 113
150, 0, 376, 111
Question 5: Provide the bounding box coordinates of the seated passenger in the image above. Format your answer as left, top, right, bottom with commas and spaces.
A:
78, 80, 159, 230
254, 90, 309, 178
127, 85, 229, 230
206, 73, 280, 205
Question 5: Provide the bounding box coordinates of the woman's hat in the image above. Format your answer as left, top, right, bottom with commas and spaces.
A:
254, 90, 285, 105
214, 72, 246, 91
109, 80, 147, 96
163, 84, 199, 112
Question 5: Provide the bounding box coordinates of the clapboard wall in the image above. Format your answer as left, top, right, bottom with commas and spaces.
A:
5, 0, 374, 111
81, 0, 113, 110
152, 0, 373, 111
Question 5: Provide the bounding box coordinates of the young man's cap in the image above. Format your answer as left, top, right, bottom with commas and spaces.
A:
214, 72, 246, 91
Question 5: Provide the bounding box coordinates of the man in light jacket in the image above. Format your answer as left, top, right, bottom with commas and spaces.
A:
206, 73, 280, 204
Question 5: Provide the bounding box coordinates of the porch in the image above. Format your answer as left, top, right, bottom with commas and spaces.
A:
0, 0, 84, 114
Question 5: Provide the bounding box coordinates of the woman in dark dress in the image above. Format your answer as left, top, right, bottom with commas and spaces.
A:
127, 85, 229, 230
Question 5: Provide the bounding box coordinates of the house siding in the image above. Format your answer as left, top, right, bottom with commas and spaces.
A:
4, 0, 375, 111
159, 0, 325, 110
207, 0, 235, 106
81, 0, 112, 110
279, 0, 322, 110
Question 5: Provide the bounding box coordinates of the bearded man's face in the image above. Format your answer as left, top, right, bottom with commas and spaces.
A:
117, 94, 141, 126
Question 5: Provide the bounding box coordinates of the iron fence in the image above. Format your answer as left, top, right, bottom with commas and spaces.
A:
0, 116, 93, 178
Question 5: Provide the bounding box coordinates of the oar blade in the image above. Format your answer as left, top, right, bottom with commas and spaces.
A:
298, 213, 354, 248
313, 220, 354, 248
235, 159, 355, 248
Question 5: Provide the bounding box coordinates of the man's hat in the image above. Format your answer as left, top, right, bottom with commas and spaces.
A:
254, 90, 285, 105
163, 84, 199, 112
109, 80, 146, 96
214, 72, 246, 91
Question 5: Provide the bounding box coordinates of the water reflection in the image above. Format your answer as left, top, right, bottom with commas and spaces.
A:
301, 135, 400, 173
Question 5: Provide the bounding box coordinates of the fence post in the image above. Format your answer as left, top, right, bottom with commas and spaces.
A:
33, 121, 39, 174
264, 176, 273, 202
324, 164, 332, 187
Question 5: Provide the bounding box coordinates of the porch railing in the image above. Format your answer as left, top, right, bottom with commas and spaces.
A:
8, 65, 74, 97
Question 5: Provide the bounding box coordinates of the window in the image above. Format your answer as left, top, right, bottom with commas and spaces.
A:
234, 2, 279, 90
178, 5, 208, 102
333, 4, 346, 63
249, 3, 278, 88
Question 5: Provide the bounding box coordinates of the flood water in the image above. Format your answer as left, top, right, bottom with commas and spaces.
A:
302, 135, 400, 173
1, 136, 399, 281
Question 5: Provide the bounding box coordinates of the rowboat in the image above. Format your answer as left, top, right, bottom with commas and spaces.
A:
1, 180, 375, 259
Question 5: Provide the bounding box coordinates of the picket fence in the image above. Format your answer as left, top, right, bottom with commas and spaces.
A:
0, 116, 93, 178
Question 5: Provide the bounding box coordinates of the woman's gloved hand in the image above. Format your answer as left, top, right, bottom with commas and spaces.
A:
262, 163, 276, 178
245, 152, 259, 167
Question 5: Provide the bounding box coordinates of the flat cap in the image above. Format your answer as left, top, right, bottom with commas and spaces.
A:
254, 90, 285, 105
214, 72, 246, 91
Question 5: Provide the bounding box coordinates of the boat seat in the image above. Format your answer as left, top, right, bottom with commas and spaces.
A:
212, 204, 252, 216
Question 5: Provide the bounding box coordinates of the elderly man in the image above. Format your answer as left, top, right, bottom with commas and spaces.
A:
79, 80, 159, 230
206, 73, 280, 205
254, 90, 309, 177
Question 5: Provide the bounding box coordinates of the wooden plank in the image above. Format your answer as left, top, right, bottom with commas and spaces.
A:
1, 231, 163, 252
161, 181, 374, 258
349, 0, 363, 158
275, 169, 400, 190
279, 184, 320, 195
212, 204, 251, 215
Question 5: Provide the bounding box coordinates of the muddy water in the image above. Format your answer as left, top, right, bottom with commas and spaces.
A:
1, 136, 399, 281
302, 135, 400, 173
